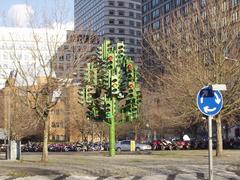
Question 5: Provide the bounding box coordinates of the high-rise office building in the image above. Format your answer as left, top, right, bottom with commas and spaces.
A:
142, 0, 192, 33
142, 0, 240, 33
74, 0, 142, 62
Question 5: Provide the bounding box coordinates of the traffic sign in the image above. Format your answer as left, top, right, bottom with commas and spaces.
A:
197, 86, 223, 116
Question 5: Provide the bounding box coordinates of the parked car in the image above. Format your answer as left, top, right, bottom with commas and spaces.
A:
115, 140, 152, 152
0, 144, 7, 152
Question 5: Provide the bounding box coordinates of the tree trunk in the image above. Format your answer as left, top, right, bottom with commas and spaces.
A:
216, 115, 223, 157
134, 125, 138, 141
41, 118, 49, 162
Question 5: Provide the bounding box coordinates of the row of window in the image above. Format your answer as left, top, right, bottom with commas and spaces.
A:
51, 121, 65, 128
143, 0, 184, 14
108, 18, 141, 26
107, 27, 141, 36
108, 19, 141, 27
143, 0, 240, 15
108, 1, 141, 10
145, 10, 240, 33
108, 10, 141, 19
143, 4, 188, 24
0, 52, 51, 61
143, 1, 240, 26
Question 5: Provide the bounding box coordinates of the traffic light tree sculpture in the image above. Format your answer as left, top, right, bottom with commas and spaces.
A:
78, 40, 141, 156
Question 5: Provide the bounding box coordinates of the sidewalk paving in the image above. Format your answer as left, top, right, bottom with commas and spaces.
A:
0, 150, 239, 180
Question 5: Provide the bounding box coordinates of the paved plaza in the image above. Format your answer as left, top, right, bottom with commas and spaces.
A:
0, 150, 239, 179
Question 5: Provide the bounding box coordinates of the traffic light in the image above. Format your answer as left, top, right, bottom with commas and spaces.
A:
78, 87, 86, 105
96, 45, 103, 60
117, 42, 125, 58
84, 63, 92, 83
136, 90, 142, 103
126, 61, 135, 82
107, 53, 115, 70
111, 75, 119, 95
128, 82, 135, 98
86, 85, 94, 104
105, 99, 113, 119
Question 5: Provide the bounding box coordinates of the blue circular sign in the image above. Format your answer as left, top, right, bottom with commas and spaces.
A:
197, 86, 223, 116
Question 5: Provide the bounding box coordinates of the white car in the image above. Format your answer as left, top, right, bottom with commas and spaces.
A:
116, 140, 152, 152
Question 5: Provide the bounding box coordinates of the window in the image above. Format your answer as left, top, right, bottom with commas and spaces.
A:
109, 37, 115, 43
232, 0, 238, 6
136, 22, 141, 27
201, 0, 206, 6
121, 141, 130, 145
137, 48, 142, 54
118, 1, 124, 7
130, 48, 135, 53
109, 1, 114, 6
129, 12, 134, 17
152, 21, 160, 29
136, 31, 141, 36
119, 38, 125, 42
118, 29, 125, 34
165, 3, 170, 12
109, 19, 115, 24
152, 9, 160, 19
129, 3, 134, 9
176, 0, 181, 6
136, 40, 141, 45
129, 29, 135, 35
109, 10, 115, 15
136, 13, 141, 19
118, 10, 125, 16
143, 4, 148, 13
109, 28, 115, 33
65, 54, 71, 61
129, 20, 134, 26
129, 39, 135, 44
152, 0, 160, 7
136, 4, 141, 10
118, 20, 124, 25
222, 1, 228, 11
232, 11, 239, 22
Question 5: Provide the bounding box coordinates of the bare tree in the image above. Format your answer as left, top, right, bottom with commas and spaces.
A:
143, 0, 240, 156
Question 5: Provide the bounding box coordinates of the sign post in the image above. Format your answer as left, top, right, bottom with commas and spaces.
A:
208, 116, 213, 180
197, 85, 225, 180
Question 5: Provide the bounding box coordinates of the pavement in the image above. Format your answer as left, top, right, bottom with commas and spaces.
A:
0, 150, 239, 180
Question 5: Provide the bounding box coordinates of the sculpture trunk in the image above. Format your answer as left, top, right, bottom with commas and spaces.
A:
109, 116, 115, 156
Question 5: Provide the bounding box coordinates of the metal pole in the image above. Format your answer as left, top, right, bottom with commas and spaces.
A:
208, 116, 213, 180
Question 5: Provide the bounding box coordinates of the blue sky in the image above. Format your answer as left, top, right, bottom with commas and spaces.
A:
0, 0, 74, 28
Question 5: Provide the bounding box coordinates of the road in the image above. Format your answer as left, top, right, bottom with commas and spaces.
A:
0, 150, 239, 179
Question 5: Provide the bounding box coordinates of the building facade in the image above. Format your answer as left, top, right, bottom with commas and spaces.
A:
55, 30, 99, 83
142, 0, 240, 33
142, 0, 193, 33
0, 27, 67, 89
74, 0, 142, 62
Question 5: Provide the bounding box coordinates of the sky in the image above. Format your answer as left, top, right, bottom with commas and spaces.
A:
0, 0, 74, 29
